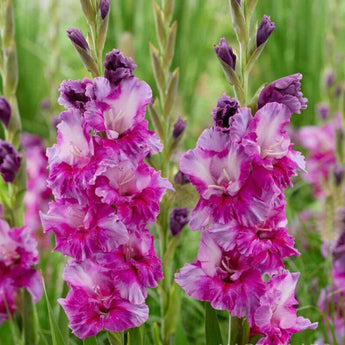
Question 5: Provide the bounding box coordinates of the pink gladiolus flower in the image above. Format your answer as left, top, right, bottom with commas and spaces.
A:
59, 259, 148, 339
175, 230, 266, 321
41, 200, 129, 260
22, 134, 51, 234
0, 219, 43, 324
94, 229, 163, 304
253, 270, 317, 344
299, 121, 336, 198
42, 49, 171, 338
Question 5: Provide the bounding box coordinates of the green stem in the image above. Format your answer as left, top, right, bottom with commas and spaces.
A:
227, 313, 232, 345
23, 290, 39, 345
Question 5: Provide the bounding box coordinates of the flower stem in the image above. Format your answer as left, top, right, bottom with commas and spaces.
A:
227, 313, 232, 345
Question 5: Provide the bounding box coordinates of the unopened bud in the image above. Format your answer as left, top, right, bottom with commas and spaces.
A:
170, 207, 189, 236
256, 15, 275, 47
172, 116, 187, 139
0, 97, 11, 127
0, 140, 21, 183
67, 28, 89, 51
100, 0, 110, 20
334, 164, 344, 186
316, 103, 329, 120
174, 170, 190, 185
214, 38, 236, 71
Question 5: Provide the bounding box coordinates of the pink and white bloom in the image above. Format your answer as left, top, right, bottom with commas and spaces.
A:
60, 259, 148, 339
175, 230, 266, 321
253, 270, 317, 344
0, 219, 43, 324
41, 199, 128, 260
22, 133, 51, 233
299, 121, 336, 198
95, 229, 163, 304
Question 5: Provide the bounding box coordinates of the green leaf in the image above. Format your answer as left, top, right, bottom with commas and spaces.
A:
83, 336, 98, 345
205, 303, 223, 345
107, 331, 123, 345
4, 296, 23, 345
23, 289, 39, 345
58, 282, 70, 345
128, 327, 142, 345
44, 282, 67, 345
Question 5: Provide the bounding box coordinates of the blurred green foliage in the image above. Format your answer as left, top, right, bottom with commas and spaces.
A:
1, 0, 345, 344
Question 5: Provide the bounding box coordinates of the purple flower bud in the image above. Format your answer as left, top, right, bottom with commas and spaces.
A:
41, 99, 51, 110
0, 140, 21, 183
172, 116, 187, 139
334, 164, 344, 186
67, 28, 89, 51
99, 0, 110, 20
256, 15, 275, 47
317, 103, 330, 120
214, 38, 236, 70
174, 170, 190, 185
236, 0, 241, 4
104, 49, 137, 85
257, 73, 308, 114
170, 207, 189, 236
325, 71, 335, 87
336, 84, 342, 97
0, 97, 11, 127
212, 94, 239, 130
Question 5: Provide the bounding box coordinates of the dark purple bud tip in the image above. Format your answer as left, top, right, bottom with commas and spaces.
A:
317, 103, 330, 120
214, 38, 236, 70
0, 97, 11, 127
172, 116, 187, 139
212, 94, 239, 130
100, 0, 110, 20
41, 99, 51, 111
170, 207, 190, 236
336, 84, 342, 97
0, 139, 21, 183
67, 28, 89, 51
325, 71, 335, 87
256, 15, 275, 47
236, 0, 241, 4
174, 170, 190, 185
258, 73, 307, 114
334, 164, 344, 186
104, 49, 137, 85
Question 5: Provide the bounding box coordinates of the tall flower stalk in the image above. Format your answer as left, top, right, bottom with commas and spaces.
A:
41, 0, 173, 342
175, 1, 316, 344
149, 1, 188, 344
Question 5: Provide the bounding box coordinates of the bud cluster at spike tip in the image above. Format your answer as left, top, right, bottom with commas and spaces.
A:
214, 38, 236, 70
0, 97, 11, 127
175, 74, 318, 344
256, 15, 275, 47
67, 28, 89, 51
41, 49, 172, 339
